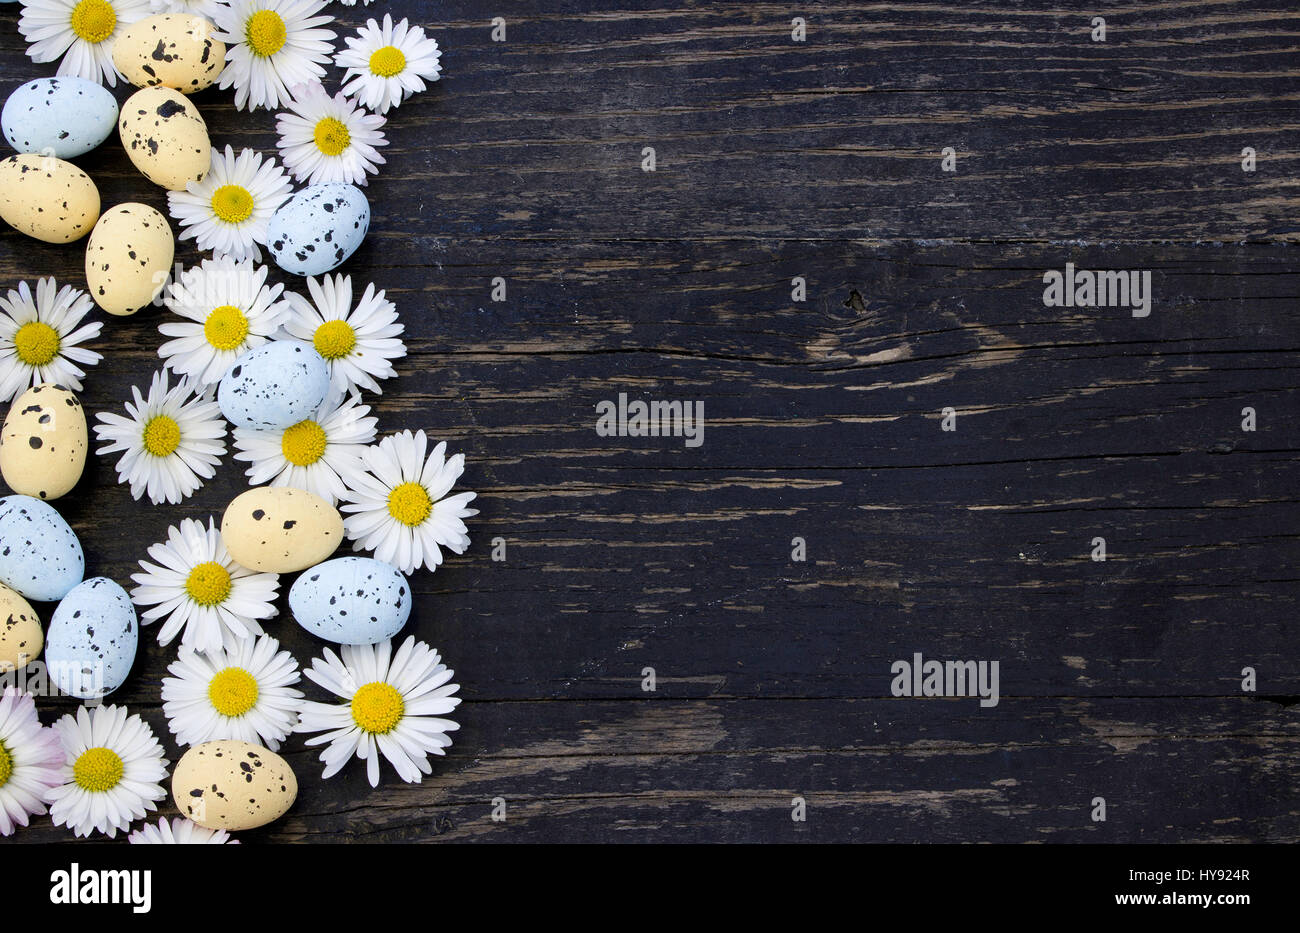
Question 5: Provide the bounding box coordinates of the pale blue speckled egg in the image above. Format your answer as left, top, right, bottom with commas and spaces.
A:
290, 557, 411, 645
2, 77, 119, 159
45, 577, 137, 699
266, 183, 369, 276
217, 340, 330, 430
0, 495, 83, 601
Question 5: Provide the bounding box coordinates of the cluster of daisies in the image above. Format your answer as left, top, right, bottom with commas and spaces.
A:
0, 262, 477, 579
0, 0, 480, 843
0, 633, 460, 840
166, 3, 439, 255
19, 0, 438, 209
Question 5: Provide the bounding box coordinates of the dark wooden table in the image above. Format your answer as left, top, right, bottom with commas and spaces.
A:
2, 1, 1297, 843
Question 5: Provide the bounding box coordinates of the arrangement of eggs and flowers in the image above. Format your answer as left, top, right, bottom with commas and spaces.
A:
0, 0, 476, 843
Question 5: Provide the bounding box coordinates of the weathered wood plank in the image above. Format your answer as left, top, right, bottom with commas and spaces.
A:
6, 2, 1300, 244
21, 697, 1295, 843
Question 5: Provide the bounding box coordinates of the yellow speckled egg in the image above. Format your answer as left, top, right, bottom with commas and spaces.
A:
112, 14, 226, 94
0, 384, 87, 501
118, 87, 210, 190
221, 487, 343, 573
0, 154, 100, 243
0, 581, 42, 671
85, 203, 174, 316
173, 740, 297, 831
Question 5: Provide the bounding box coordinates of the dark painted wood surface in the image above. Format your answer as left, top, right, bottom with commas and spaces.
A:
1, 2, 1297, 842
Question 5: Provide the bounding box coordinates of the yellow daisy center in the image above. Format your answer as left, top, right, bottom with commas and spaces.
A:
185, 560, 232, 607
73, 746, 123, 793
13, 321, 60, 367
387, 481, 432, 527
210, 184, 254, 224
69, 0, 117, 45
208, 667, 259, 717
281, 418, 328, 466
245, 9, 287, 57
142, 414, 181, 457
204, 304, 250, 351
351, 681, 404, 734
312, 319, 356, 359
0, 740, 12, 789
369, 45, 406, 78
313, 117, 351, 157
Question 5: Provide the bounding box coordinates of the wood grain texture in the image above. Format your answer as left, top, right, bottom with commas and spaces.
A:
1, 1, 1297, 843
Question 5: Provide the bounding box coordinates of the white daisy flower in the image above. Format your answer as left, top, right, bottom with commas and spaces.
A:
295, 636, 461, 787
160, 257, 290, 387
130, 517, 280, 655
340, 430, 477, 575
93, 370, 227, 505
167, 146, 294, 263
275, 80, 387, 186
335, 15, 442, 114
278, 273, 405, 397
233, 391, 376, 505
334, 0, 373, 6
0, 277, 103, 404
18, 0, 150, 86
212, 0, 336, 111
162, 634, 303, 750
129, 816, 239, 844
0, 689, 63, 837
46, 704, 168, 839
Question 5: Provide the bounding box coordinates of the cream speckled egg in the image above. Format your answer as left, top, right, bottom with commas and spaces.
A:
112, 14, 226, 93
0, 154, 100, 243
0, 384, 87, 501
0, 582, 42, 672
118, 87, 210, 190
84, 203, 174, 316
221, 487, 343, 573
173, 740, 297, 831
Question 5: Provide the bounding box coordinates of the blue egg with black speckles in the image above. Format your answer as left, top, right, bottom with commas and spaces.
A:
217, 340, 330, 430
290, 557, 411, 645
2, 77, 119, 159
266, 183, 369, 276
0, 495, 83, 601
45, 577, 137, 699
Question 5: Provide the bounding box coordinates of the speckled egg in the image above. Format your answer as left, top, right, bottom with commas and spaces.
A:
45, 577, 136, 699
0, 495, 83, 602
85, 202, 174, 316
221, 486, 343, 573
217, 341, 329, 430
112, 14, 225, 93
0, 582, 42, 671
267, 183, 370, 276
173, 740, 297, 831
118, 86, 210, 190
0, 154, 99, 243
0, 384, 87, 501
2, 77, 119, 159
290, 557, 411, 645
